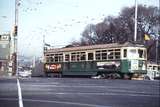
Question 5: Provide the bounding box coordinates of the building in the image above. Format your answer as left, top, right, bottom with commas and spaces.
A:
0, 33, 11, 76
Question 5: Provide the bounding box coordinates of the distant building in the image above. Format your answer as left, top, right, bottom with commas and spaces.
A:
0, 33, 11, 76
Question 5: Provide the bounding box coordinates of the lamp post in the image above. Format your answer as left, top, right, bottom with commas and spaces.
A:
134, 0, 138, 42
12, 0, 19, 76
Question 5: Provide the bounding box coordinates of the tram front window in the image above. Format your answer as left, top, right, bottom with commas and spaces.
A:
128, 49, 137, 58
138, 49, 143, 58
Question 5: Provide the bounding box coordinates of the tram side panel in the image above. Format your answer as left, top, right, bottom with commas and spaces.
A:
62, 61, 97, 76
44, 59, 147, 78
62, 60, 121, 77
44, 60, 147, 78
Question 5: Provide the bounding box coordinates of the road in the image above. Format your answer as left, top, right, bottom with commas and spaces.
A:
0, 77, 159, 107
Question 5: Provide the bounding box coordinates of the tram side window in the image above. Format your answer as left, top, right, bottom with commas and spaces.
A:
80, 52, 86, 61
108, 50, 113, 59
49, 54, 54, 62
50, 56, 54, 62
138, 49, 143, 58
123, 49, 127, 58
55, 55, 58, 62
71, 52, 86, 61
58, 54, 63, 62
77, 52, 80, 61
88, 53, 93, 60
71, 53, 76, 61
153, 66, 157, 70
65, 54, 70, 61
95, 49, 120, 60
96, 51, 101, 60
102, 50, 107, 60
48, 54, 63, 62
115, 49, 120, 59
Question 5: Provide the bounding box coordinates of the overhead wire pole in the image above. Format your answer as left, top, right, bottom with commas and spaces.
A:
13, 0, 19, 76
14, 1, 24, 107
43, 34, 45, 62
134, 0, 138, 42
156, 0, 160, 64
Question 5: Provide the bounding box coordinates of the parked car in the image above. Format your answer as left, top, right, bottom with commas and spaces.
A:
18, 70, 32, 77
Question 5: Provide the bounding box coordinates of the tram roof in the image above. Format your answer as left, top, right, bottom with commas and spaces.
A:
46, 42, 145, 53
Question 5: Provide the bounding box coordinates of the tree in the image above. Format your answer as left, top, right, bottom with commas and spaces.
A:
80, 24, 98, 45
70, 5, 160, 61
72, 5, 159, 45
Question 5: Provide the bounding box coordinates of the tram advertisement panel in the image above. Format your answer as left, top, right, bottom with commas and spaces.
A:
97, 61, 120, 70
45, 64, 61, 72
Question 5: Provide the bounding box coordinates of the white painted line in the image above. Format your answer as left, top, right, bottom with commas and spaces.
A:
22, 98, 109, 107
17, 79, 24, 107
29, 92, 158, 97
0, 97, 18, 101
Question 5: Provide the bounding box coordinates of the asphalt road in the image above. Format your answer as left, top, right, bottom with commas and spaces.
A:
0, 77, 159, 107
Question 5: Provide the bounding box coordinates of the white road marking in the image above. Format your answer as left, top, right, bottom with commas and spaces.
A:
0, 97, 18, 101
17, 79, 24, 107
21, 84, 158, 97
26, 92, 158, 97
22, 98, 109, 107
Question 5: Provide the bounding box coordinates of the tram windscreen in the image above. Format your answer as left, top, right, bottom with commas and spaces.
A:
128, 49, 137, 58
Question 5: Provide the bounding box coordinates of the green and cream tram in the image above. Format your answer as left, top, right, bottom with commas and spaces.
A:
44, 42, 147, 79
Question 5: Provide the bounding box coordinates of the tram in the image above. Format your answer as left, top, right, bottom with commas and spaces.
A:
44, 42, 147, 79
147, 62, 160, 80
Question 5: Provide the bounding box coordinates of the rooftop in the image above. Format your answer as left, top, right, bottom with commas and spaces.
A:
46, 42, 145, 53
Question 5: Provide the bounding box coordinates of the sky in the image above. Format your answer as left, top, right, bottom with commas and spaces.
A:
0, 0, 159, 57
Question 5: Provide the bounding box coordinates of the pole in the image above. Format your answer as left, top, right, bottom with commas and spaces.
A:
43, 35, 45, 62
156, 0, 160, 64
134, 0, 138, 42
13, 0, 19, 76
156, 39, 158, 64
43, 35, 45, 53
15, 0, 18, 26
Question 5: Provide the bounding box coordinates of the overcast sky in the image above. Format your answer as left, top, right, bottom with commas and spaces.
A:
0, 0, 159, 57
